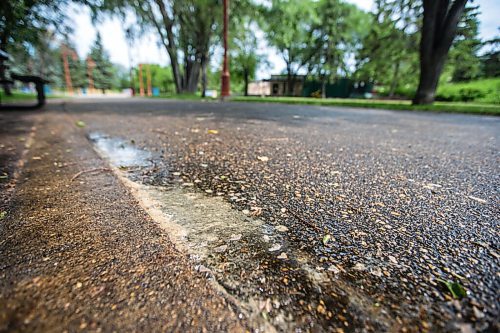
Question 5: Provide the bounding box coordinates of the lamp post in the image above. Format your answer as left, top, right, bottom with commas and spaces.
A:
220, 0, 230, 99
125, 28, 135, 96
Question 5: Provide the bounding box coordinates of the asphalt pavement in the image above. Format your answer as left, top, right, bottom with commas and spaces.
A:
0, 98, 498, 332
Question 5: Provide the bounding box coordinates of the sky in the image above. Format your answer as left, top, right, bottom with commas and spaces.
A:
70, 0, 499, 79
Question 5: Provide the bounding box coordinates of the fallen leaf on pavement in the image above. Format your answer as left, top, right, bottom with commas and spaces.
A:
214, 245, 228, 253
353, 263, 366, 271
437, 279, 467, 299
370, 267, 383, 277
468, 196, 487, 204
277, 252, 288, 259
269, 244, 281, 252
275, 225, 289, 232
322, 234, 332, 246
229, 234, 242, 241
328, 265, 340, 274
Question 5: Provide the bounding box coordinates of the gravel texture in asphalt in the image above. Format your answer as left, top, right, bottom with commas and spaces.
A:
0, 107, 247, 332
1, 98, 498, 332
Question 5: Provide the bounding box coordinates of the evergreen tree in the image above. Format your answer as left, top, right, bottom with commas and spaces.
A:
480, 35, 499, 78
447, 5, 482, 82
88, 33, 114, 93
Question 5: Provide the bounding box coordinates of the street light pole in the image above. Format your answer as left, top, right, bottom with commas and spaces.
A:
220, 0, 230, 99
125, 28, 135, 96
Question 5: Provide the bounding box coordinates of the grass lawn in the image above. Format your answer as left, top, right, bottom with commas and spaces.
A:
149, 93, 212, 101
0, 91, 63, 104
0, 92, 38, 103
230, 96, 500, 116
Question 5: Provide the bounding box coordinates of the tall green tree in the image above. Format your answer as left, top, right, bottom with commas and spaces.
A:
356, 0, 420, 97
262, 0, 318, 96
88, 0, 220, 94
310, 0, 370, 97
132, 64, 175, 93
230, 2, 266, 96
88, 33, 114, 92
0, 0, 70, 94
447, 5, 482, 82
480, 35, 499, 78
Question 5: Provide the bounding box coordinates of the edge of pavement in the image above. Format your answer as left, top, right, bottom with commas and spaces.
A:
0, 105, 250, 332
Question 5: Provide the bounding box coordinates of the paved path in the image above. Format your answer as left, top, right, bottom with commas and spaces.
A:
0, 98, 498, 332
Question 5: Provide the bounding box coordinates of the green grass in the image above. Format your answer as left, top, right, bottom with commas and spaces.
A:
0, 91, 63, 104
437, 78, 500, 104
230, 96, 500, 115
148, 93, 214, 101
0, 91, 38, 103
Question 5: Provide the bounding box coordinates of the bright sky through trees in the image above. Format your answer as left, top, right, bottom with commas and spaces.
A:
69, 0, 499, 79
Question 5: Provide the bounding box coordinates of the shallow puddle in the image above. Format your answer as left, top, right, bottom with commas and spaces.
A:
88, 132, 152, 168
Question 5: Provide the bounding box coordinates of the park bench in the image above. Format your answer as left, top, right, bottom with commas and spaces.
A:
0, 49, 48, 110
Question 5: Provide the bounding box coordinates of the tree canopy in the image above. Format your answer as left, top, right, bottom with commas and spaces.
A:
2, 0, 497, 103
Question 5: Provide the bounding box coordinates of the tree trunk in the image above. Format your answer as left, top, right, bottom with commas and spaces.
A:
243, 68, 249, 96
184, 59, 200, 93
0, 64, 11, 96
321, 75, 327, 99
153, 0, 183, 94
388, 61, 400, 98
168, 50, 183, 94
286, 63, 292, 96
0, 35, 12, 96
413, 0, 468, 105
201, 53, 208, 97
414, 55, 447, 104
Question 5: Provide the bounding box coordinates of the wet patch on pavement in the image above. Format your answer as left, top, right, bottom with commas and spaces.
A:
88, 132, 152, 168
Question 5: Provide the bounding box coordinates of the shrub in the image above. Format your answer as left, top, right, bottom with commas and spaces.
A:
436, 78, 499, 104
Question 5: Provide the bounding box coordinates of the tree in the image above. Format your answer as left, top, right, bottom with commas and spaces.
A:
355, 0, 420, 97
480, 35, 499, 78
88, 33, 114, 92
67, 54, 87, 90
132, 64, 175, 93
230, 4, 265, 96
33, 31, 65, 89
89, 0, 220, 94
59, 38, 87, 92
413, 0, 468, 105
0, 0, 70, 94
262, 0, 317, 96
447, 5, 482, 82
310, 0, 370, 98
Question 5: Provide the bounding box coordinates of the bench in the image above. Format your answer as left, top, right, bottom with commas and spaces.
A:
0, 50, 49, 110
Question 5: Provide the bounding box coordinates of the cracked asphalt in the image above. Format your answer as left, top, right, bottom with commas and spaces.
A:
0, 98, 499, 332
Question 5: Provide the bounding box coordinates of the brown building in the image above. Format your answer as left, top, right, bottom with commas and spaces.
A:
248, 75, 306, 97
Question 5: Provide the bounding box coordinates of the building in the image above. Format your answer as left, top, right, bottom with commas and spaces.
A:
247, 80, 270, 96
248, 75, 306, 97
248, 75, 374, 98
